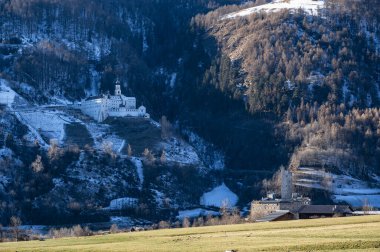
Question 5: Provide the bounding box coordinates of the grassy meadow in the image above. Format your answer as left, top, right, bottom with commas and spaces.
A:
0, 215, 379, 252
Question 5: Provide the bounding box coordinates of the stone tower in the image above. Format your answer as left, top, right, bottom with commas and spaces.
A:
281, 168, 292, 200
115, 80, 122, 96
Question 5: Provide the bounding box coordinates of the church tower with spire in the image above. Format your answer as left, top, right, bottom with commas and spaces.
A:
115, 79, 122, 96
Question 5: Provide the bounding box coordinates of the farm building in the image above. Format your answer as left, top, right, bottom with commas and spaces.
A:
298, 205, 353, 219
251, 168, 353, 222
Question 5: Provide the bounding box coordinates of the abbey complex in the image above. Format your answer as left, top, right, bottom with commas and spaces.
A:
79, 81, 149, 122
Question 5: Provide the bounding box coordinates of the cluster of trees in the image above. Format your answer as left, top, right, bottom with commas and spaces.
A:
158, 206, 242, 230
0, 128, 81, 225
285, 102, 380, 177
0, 216, 23, 242
193, 0, 379, 115
14, 41, 87, 101
186, 0, 380, 182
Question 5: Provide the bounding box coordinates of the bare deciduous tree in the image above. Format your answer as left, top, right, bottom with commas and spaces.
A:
10, 216, 21, 241
160, 150, 166, 163
160, 116, 173, 140
127, 144, 132, 157
31, 155, 44, 173
110, 224, 119, 234
182, 217, 190, 228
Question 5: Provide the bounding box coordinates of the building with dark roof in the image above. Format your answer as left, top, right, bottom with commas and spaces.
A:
256, 210, 295, 222
250, 168, 353, 222
298, 205, 353, 219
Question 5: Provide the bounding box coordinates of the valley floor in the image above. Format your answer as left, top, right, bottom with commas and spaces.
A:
0, 216, 379, 252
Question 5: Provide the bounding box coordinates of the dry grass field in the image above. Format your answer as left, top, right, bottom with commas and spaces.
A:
0, 215, 379, 252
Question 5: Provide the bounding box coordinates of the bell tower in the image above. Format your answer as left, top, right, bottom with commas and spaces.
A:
115, 79, 122, 96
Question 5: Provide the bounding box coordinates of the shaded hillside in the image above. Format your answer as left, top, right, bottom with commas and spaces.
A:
193, 0, 380, 115
189, 0, 380, 180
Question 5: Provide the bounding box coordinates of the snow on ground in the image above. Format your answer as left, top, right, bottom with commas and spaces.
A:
0, 147, 13, 158
177, 208, 220, 220
0, 79, 16, 106
0, 175, 10, 191
150, 119, 161, 128
334, 195, 380, 208
104, 197, 139, 210
0, 149, 15, 190
103, 135, 125, 153
160, 138, 200, 165
184, 130, 225, 170
131, 157, 144, 189
18, 110, 75, 143
85, 123, 109, 148
353, 211, 380, 215
109, 216, 136, 227
86, 123, 125, 152
169, 73, 177, 88
0, 80, 49, 146
14, 111, 49, 147
0, 79, 85, 146
50, 96, 72, 106
52, 178, 64, 187
332, 174, 380, 208
200, 183, 238, 208
109, 216, 152, 229
295, 167, 380, 208
152, 189, 165, 208
118, 140, 126, 153
223, 0, 324, 19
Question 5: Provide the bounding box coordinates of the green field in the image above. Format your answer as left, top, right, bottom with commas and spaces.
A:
1, 216, 380, 252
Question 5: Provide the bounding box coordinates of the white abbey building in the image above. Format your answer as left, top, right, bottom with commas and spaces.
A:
79, 83, 149, 122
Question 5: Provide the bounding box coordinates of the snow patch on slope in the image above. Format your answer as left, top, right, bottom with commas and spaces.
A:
131, 157, 144, 189
295, 167, 380, 208
86, 123, 124, 152
177, 208, 219, 220
184, 130, 225, 170
224, 0, 324, 19
18, 110, 75, 143
169, 73, 177, 88
0, 80, 16, 106
104, 197, 138, 210
160, 138, 200, 165
200, 183, 238, 208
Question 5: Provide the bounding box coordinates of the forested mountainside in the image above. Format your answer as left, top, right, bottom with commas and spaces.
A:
0, 0, 241, 112
194, 0, 380, 114
192, 0, 380, 175
0, 0, 245, 226
0, 0, 379, 227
